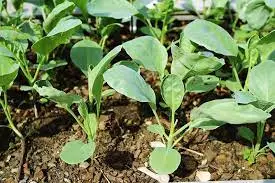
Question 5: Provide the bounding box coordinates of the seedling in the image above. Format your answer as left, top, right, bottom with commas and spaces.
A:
103, 34, 224, 174
0, 56, 25, 180
133, 0, 174, 44
34, 43, 122, 164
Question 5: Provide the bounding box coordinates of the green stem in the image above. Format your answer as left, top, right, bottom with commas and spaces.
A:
167, 110, 175, 148
160, 15, 168, 44
173, 122, 190, 137
100, 36, 108, 49
31, 56, 47, 85
145, 19, 159, 39
0, 93, 23, 139
172, 128, 191, 148
230, 57, 243, 91
150, 104, 169, 141
65, 107, 87, 134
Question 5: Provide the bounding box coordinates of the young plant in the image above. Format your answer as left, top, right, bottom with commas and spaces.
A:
70, 0, 138, 49
34, 44, 122, 164
181, 21, 275, 163
133, 0, 175, 44
0, 56, 25, 180
103, 34, 225, 174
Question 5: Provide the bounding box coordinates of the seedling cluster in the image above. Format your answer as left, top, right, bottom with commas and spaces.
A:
0, 0, 274, 181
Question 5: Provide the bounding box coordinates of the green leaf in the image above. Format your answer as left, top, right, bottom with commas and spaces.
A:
171, 44, 224, 80
267, 142, 275, 153
140, 26, 161, 38
60, 140, 96, 164
19, 20, 43, 43
147, 124, 165, 136
32, 18, 82, 55
70, 0, 88, 15
161, 74, 185, 112
123, 36, 168, 77
212, 0, 228, 8
78, 101, 89, 119
264, 0, 275, 8
103, 65, 156, 104
34, 80, 82, 108
70, 40, 103, 76
256, 31, 275, 61
192, 99, 271, 124
189, 117, 225, 130
233, 91, 257, 104
0, 26, 30, 41
185, 75, 219, 93
0, 43, 14, 58
43, 1, 75, 33
249, 60, 275, 103
87, 0, 138, 19
238, 127, 255, 142
33, 60, 67, 71
244, 0, 272, 30
179, 33, 196, 53
184, 19, 238, 56
114, 60, 140, 72
0, 56, 19, 89
88, 45, 122, 107
149, 147, 181, 174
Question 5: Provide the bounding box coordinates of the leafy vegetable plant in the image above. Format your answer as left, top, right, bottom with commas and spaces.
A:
103, 32, 225, 174
34, 42, 122, 164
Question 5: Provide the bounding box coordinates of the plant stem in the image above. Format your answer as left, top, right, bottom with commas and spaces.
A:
160, 14, 168, 44
173, 122, 190, 137
150, 105, 169, 141
100, 36, 108, 49
145, 19, 159, 39
65, 107, 87, 134
167, 110, 175, 148
0, 93, 23, 139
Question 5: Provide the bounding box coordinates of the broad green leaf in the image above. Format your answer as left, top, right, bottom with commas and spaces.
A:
84, 113, 98, 140
233, 91, 257, 104
185, 75, 219, 93
161, 74, 185, 112
70, 0, 88, 15
33, 60, 67, 71
123, 36, 168, 77
171, 44, 224, 80
88, 45, 122, 107
223, 78, 243, 92
184, 19, 238, 56
192, 99, 271, 124
147, 124, 165, 136
238, 127, 255, 142
100, 23, 122, 37
189, 117, 225, 130
149, 147, 181, 174
249, 60, 275, 103
264, 0, 275, 8
87, 0, 138, 19
70, 40, 103, 76
256, 31, 275, 61
244, 0, 271, 29
60, 140, 96, 164
34, 80, 82, 108
103, 65, 156, 104
267, 142, 275, 153
0, 56, 19, 89
43, 1, 75, 33
32, 18, 82, 55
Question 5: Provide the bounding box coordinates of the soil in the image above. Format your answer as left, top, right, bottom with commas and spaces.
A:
0, 25, 275, 183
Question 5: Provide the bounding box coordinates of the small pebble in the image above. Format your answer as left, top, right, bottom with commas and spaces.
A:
79, 162, 90, 169
64, 178, 71, 183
